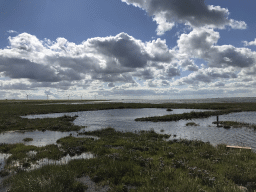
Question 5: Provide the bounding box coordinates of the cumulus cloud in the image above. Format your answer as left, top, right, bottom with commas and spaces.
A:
133, 68, 155, 80
164, 66, 180, 79
1, 27, 255, 99
177, 28, 219, 57
239, 66, 256, 75
121, 0, 247, 35
0, 32, 177, 91
174, 68, 237, 86
107, 82, 115, 87
212, 81, 225, 87
0, 80, 31, 90
243, 38, 256, 46
206, 45, 255, 68
179, 59, 199, 71
87, 33, 151, 68
153, 14, 175, 36
177, 28, 256, 68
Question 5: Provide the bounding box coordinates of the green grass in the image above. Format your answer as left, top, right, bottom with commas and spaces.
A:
135, 109, 242, 122
1, 128, 256, 191
22, 138, 33, 142
0, 115, 83, 133
5, 165, 88, 192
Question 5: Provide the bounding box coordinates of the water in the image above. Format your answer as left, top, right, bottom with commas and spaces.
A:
0, 153, 11, 171
9, 152, 94, 171
18, 108, 256, 151
0, 130, 98, 147
14, 109, 207, 145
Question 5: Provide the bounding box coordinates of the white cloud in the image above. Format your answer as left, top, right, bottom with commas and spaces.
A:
243, 38, 256, 46
177, 28, 220, 57
1, 28, 255, 99
0, 32, 177, 91
174, 68, 237, 86
179, 59, 199, 71
153, 14, 175, 35
121, 0, 247, 35
229, 19, 247, 29
7, 30, 18, 34
177, 28, 256, 68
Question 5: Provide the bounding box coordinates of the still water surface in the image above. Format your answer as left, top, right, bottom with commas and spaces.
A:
1, 108, 256, 151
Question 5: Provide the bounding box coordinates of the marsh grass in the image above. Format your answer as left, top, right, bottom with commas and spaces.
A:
135, 109, 243, 122
1, 128, 256, 191
1, 101, 256, 191
4, 165, 87, 192
0, 143, 65, 166
0, 115, 83, 133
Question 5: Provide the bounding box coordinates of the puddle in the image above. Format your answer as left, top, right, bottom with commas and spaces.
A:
0, 153, 11, 171
8, 152, 94, 171
0, 130, 99, 147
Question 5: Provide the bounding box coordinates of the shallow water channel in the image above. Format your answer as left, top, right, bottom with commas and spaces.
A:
1, 108, 256, 151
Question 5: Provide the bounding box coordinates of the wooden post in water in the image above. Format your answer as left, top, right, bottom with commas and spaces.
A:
217, 115, 219, 127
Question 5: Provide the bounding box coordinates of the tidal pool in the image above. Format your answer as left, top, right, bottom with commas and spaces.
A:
0, 130, 98, 147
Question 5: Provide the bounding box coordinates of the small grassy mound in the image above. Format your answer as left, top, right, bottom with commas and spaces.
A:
22, 138, 33, 142
186, 122, 199, 126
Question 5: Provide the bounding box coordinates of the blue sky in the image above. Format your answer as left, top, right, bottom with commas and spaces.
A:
0, 0, 256, 100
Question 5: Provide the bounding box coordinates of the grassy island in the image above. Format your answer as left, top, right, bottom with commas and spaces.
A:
135, 109, 242, 122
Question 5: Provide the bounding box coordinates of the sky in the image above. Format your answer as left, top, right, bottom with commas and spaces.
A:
0, 0, 256, 100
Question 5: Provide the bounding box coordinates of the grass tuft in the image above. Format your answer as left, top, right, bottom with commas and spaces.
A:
186, 122, 199, 126
22, 138, 33, 142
